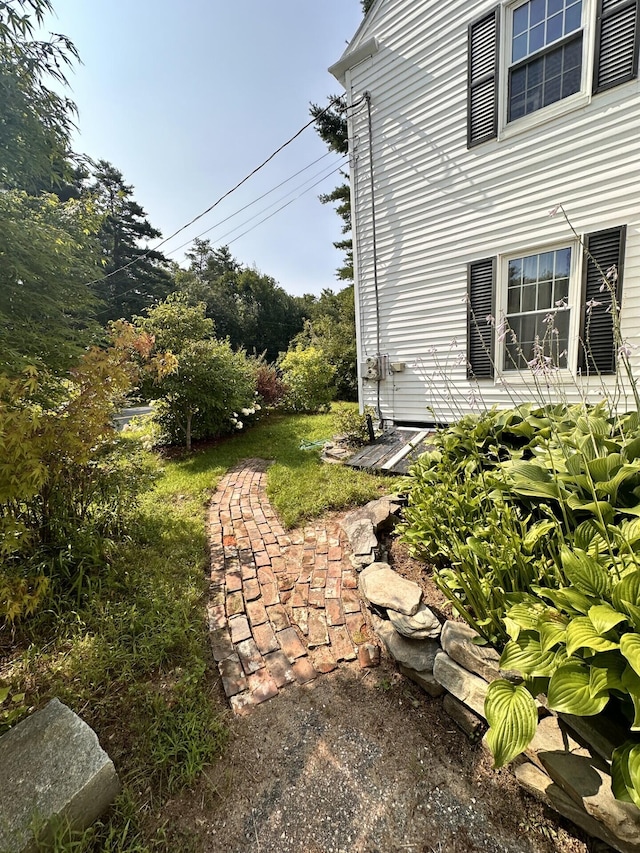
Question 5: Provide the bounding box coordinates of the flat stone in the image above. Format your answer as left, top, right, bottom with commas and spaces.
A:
516, 762, 640, 853
308, 610, 330, 648
399, 664, 445, 698
277, 627, 307, 661
310, 646, 338, 674
266, 604, 290, 632
246, 599, 268, 627
359, 564, 422, 616
329, 625, 357, 661
292, 657, 318, 684
373, 616, 439, 672
346, 519, 378, 556
219, 655, 248, 697
211, 627, 235, 661
350, 551, 376, 569
527, 716, 585, 770
247, 669, 279, 704
342, 498, 395, 535
540, 749, 640, 847
228, 616, 251, 645
264, 650, 296, 688
358, 643, 380, 668
433, 651, 488, 717
442, 694, 484, 741
253, 622, 280, 655
0, 699, 121, 853
326, 598, 345, 626
230, 691, 255, 716
236, 638, 265, 675
559, 712, 629, 763
440, 620, 500, 682
388, 603, 441, 640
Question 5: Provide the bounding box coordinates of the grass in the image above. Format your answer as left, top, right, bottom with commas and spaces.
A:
2, 405, 397, 851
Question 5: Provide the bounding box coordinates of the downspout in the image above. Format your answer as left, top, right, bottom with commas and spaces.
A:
364, 91, 383, 427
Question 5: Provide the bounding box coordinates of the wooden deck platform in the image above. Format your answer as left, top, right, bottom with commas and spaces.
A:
346, 427, 434, 475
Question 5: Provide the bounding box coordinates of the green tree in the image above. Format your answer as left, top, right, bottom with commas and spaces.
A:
292, 285, 357, 401
176, 241, 306, 361
279, 345, 335, 414
0, 190, 101, 374
0, 0, 79, 193
136, 295, 256, 451
90, 160, 173, 322
310, 98, 352, 280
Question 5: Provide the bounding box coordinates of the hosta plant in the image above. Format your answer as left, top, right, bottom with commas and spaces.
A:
485, 542, 640, 806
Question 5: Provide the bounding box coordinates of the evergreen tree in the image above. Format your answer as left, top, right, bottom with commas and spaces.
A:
310, 98, 353, 280
90, 161, 173, 322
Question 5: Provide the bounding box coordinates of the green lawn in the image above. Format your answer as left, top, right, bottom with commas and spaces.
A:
4, 406, 398, 851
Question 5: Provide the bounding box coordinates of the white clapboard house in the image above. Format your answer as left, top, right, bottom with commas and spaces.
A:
330, 0, 640, 426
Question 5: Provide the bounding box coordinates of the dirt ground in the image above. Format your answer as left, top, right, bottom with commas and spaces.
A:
153, 538, 597, 853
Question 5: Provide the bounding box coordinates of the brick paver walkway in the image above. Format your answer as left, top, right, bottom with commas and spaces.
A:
208, 459, 368, 715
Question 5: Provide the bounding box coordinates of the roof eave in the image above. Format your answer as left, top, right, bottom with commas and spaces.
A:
328, 36, 380, 87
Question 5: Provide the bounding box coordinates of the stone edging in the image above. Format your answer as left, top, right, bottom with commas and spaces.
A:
342, 498, 640, 853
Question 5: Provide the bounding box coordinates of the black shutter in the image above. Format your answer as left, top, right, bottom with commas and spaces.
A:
593, 0, 640, 93
468, 7, 500, 147
467, 257, 496, 379
578, 226, 626, 375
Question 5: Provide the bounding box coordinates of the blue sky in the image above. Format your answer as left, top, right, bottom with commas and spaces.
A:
43, 0, 363, 296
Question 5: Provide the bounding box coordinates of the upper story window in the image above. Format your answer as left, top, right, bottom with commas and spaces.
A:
509, 0, 584, 120
467, 0, 640, 147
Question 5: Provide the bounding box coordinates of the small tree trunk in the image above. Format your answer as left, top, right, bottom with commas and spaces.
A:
186, 411, 192, 452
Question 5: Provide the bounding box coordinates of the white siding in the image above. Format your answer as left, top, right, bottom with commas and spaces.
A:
337, 0, 640, 425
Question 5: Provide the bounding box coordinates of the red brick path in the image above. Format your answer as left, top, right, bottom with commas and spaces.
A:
208, 459, 367, 714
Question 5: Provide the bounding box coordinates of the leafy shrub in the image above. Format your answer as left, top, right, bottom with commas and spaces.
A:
254, 360, 287, 407
333, 404, 376, 447
279, 345, 335, 414
402, 401, 640, 803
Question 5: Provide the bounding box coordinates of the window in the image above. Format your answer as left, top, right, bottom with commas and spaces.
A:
509, 0, 584, 120
466, 226, 627, 380
504, 247, 572, 369
467, 0, 640, 145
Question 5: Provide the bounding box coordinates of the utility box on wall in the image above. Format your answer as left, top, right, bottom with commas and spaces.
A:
361, 355, 389, 380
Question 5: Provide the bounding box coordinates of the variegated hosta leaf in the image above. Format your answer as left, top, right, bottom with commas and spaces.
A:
588, 604, 628, 635
620, 634, 640, 679
560, 546, 610, 598
538, 615, 569, 653
565, 617, 619, 657
500, 636, 559, 677
622, 666, 640, 730
547, 663, 611, 715
565, 453, 585, 476
612, 742, 640, 809
577, 415, 611, 437
484, 679, 538, 768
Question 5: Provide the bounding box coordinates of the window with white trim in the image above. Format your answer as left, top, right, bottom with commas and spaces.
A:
467, 0, 640, 147
504, 246, 572, 369
508, 0, 584, 120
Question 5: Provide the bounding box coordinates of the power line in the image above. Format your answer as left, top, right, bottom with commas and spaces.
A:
165, 155, 348, 259
86, 94, 347, 288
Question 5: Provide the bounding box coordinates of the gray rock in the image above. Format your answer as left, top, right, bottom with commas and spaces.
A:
515, 762, 640, 853
433, 651, 488, 718
360, 561, 388, 579
372, 615, 439, 672
342, 498, 396, 534
443, 694, 485, 742
559, 712, 629, 762
527, 716, 585, 770
359, 565, 422, 616
399, 664, 444, 697
350, 551, 376, 569
346, 518, 378, 556
540, 750, 640, 848
387, 603, 441, 640
0, 699, 121, 853
440, 620, 500, 682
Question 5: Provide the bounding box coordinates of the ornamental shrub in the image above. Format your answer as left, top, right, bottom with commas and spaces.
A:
278, 345, 335, 414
